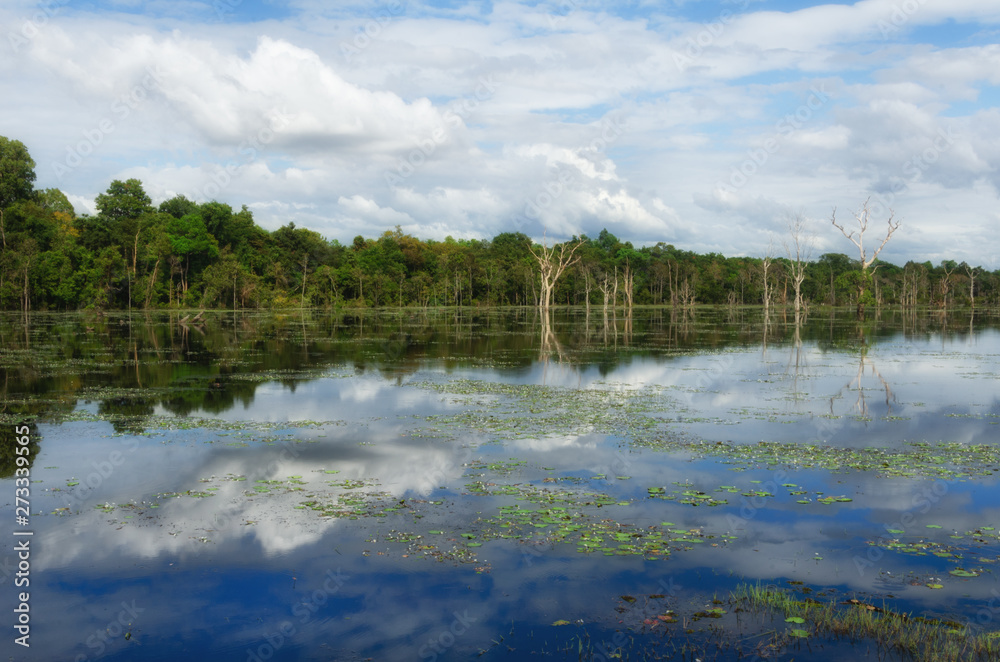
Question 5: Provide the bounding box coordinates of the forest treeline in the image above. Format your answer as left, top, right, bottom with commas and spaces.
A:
1, 136, 997, 311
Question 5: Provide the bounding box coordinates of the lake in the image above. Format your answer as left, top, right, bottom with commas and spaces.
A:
2, 307, 999, 661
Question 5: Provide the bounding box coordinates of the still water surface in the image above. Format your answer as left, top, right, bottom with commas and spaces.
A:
1, 308, 999, 660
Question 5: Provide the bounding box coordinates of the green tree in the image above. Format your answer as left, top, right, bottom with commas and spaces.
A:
201, 249, 259, 309
159, 194, 199, 220
37, 188, 75, 216
0, 136, 37, 250
95, 178, 153, 224
813, 253, 854, 306
167, 213, 219, 303
95, 179, 159, 308
87, 246, 127, 309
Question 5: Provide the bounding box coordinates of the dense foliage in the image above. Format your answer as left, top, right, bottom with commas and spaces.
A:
1, 136, 997, 311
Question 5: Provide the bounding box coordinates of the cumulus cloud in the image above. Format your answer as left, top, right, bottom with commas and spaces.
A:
4, 0, 999, 265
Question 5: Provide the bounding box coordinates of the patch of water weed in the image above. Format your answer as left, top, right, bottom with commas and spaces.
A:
866, 525, 1000, 575
637, 438, 1000, 480
597, 591, 811, 660
643, 479, 851, 508
409, 377, 1000, 481
462, 482, 735, 558
464, 458, 527, 477
48, 409, 347, 448
226, 367, 351, 383
410, 379, 672, 442
732, 582, 1000, 661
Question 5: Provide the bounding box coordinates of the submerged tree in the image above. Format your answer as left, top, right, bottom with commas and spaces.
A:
5, 133, 999, 313
529, 235, 583, 311
831, 198, 900, 318
964, 262, 981, 309
758, 238, 775, 316
784, 214, 813, 320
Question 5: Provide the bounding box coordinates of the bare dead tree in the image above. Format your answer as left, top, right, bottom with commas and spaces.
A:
611, 266, 619, 307
964, 263, 981, 308
300, 252, 309, 311
939, 262, 956, 309
529, 236, 584, 311
621, 262, 634, 310
902, 262, 927, 309
580, 264, 593, 312
679, 277, 696, 308
737, 266, 751, 306
598, 272, 613, 315
758, 238, 775, 316
783, 214, 813, 320
667, 259, 679, 306
831, 197, 901, 318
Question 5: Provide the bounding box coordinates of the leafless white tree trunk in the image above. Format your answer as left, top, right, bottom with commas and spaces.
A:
621, 262, 634, 310
529, 236, 584, 311
964, 263, 980, 308
758, 238, 774, 316
831, 197, 901, 317
940, 262, 956, 309
598, 272, 613, 315
783, 214, 813, 319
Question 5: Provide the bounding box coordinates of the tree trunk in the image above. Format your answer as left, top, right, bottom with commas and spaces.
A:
145, 258, 160, 308
301, 254, 309, 310
529, 239, 583, 311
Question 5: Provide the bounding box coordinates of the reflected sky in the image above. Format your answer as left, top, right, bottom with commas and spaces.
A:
2, 309, 1000, 660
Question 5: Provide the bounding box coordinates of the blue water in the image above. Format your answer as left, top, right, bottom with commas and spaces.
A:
1, 308, 999, 660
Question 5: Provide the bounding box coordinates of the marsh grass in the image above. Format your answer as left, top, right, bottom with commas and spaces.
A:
732, 582, 1000, 661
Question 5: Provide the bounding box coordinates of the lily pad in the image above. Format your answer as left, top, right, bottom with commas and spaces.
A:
949, 569, 979, 577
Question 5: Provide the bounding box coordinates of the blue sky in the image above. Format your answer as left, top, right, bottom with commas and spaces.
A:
3, 0, 1000, 267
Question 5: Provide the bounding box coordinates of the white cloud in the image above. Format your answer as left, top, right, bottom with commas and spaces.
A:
789, 125, 852, 150
3, 0, 997, 264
